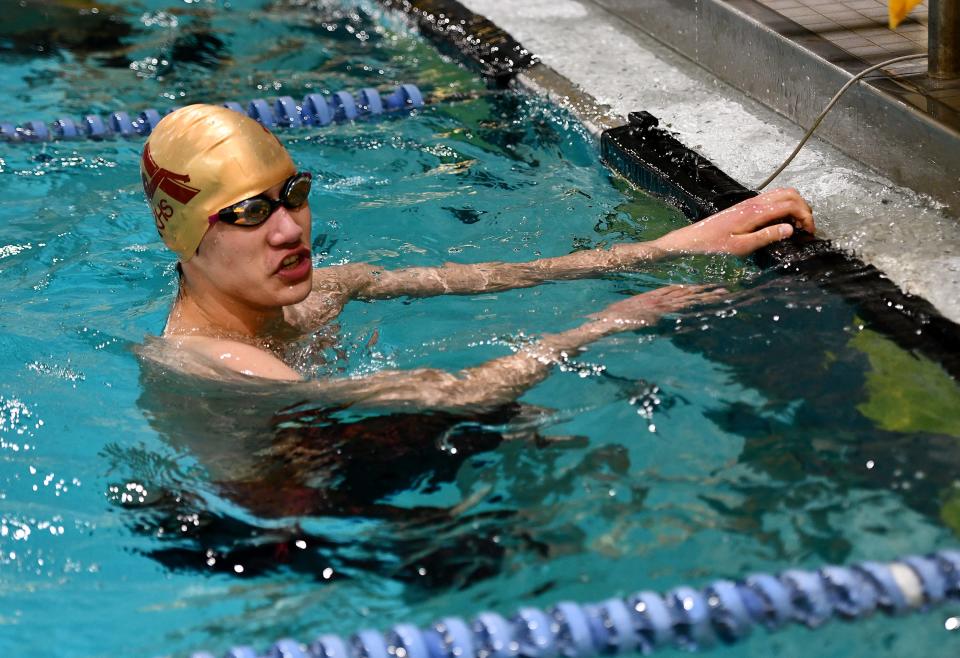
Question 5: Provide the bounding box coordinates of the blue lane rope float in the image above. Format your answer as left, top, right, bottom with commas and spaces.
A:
0, 84, 424, 143
186, 550, 960, 658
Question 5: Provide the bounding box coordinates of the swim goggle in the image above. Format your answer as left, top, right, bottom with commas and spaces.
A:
208, 172, 312, 226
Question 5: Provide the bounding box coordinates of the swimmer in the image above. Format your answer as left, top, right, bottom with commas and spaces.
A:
141, 104, 815, 412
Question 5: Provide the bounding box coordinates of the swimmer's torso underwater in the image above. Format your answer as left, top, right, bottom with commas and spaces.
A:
134, 359, 541, 588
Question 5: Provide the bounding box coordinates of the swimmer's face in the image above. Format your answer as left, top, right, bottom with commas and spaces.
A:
185, 178, 313, 309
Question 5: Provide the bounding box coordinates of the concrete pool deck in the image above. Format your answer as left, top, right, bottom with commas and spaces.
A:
585, 0, 960, 211
455, 0, 960, 329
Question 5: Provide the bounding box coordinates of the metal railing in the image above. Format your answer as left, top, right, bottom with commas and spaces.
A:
929, 0, 960, 78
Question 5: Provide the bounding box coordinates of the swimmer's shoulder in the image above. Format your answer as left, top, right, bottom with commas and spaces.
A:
285, 262, 373, 328
140, 334, 303, 382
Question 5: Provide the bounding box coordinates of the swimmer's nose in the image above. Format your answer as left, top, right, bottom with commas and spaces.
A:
266, 206, 304, 246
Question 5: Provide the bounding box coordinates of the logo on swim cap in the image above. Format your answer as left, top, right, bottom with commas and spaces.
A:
141, 143, 202, 235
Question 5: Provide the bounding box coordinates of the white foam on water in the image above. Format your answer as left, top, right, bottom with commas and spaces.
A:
462, 0, 960, 323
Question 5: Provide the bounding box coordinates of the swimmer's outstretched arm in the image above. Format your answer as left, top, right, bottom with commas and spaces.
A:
190, 285, 723, 413
312, 285, 724, 412
323, 188, 813, 302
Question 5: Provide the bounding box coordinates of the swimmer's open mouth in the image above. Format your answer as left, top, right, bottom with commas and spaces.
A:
274, 247, 312, 279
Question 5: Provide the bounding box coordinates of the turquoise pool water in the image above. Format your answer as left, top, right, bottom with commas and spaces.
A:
1, 1, 960, 657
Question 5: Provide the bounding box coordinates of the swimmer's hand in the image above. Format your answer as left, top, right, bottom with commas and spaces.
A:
654, 188, 815, 258
586, 284, 728, 330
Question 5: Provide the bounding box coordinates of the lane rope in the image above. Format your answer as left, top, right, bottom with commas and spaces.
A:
0, 84, 425, 143
187, 550, 960, 658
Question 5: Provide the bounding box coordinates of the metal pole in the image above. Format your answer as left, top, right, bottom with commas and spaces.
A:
928, 0, 960, 79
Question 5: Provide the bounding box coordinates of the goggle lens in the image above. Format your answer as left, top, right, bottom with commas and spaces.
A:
211, 172, 312, 227
283, 174, 312, 208
231, 199, 273, 226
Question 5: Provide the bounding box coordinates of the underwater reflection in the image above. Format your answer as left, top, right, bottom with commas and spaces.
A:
669, 264, 960, 561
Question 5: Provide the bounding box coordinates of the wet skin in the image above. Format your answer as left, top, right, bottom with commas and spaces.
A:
154, 184, 815, 414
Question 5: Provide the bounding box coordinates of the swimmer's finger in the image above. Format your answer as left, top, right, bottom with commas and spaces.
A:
651, 285, 708, 305
771, 189, 815, 234
779, 188, 816, 233
659, 283, 724, 295
684, 287, 729, 305
732, 222, 795, 255
736, 198, 803, 232
794, 202, 816, 234
694, 285, 730, 298
661, 284, 727, 300
659, 285, 729, 310
736, 189, 815, 234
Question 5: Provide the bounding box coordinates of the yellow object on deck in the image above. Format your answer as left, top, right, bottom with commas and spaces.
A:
889, 0, 924, 29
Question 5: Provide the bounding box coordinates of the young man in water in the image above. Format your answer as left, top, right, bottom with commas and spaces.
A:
142, 104, 814, 411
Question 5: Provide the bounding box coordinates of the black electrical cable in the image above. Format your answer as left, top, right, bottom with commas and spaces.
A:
757, 53, 928, 190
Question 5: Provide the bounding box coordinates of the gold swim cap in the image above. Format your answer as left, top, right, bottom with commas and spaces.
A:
141, 104, 296, 261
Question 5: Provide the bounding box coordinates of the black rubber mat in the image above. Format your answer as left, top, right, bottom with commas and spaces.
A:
378, 0, 537, 86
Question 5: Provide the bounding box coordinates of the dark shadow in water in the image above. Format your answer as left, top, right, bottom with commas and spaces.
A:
160, 30, 228, 73
124, 357, 587, 595
0, 2, 135, 61
0, 1, 230, 75
665, 266, 960, 561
